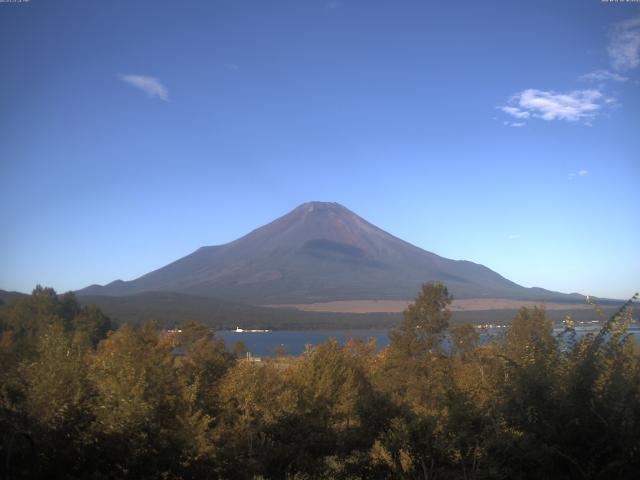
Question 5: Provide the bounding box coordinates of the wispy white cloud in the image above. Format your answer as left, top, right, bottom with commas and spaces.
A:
568, 169, 588, 180
500, 106, 529, 127
500, 106, 530, 119
579, 69, 628, 83
608, 16, 640, 71
325, 1, 340, 9
501, 89, 608, 123
119, 74, 169, 101
507, 234, 521, 240
502, 121, 525, 127
497, 17, 634, 127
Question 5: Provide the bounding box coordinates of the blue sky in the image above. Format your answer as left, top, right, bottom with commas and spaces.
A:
1, 0, 638, 299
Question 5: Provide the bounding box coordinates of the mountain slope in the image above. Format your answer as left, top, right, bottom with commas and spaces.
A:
77, 291, 400, 330
0, 289, 28, 305
77, 202, 583, 304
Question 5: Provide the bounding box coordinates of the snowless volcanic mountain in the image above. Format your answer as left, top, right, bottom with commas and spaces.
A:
78, 202, 583, 304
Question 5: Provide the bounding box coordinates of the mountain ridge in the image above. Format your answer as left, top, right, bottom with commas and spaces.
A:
77, 201, 584, 304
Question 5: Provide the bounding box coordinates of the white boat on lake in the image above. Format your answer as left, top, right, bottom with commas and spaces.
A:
231, 326, 272, 333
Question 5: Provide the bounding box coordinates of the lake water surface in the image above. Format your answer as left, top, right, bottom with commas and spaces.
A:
218, 329, 389, 357
218, 326, 639, 357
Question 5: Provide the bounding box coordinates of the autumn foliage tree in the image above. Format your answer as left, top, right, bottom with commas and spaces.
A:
0, 285, 638, 479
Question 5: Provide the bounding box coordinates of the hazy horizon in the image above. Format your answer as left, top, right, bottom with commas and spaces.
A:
1, 1, 639, 299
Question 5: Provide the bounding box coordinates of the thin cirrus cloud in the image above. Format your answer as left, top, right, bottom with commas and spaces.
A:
507, 234, 521, 240
500, 89, 608, 123
608, 16, 640, 72
119, 74, 169, 101
568, 169, 588, 180
502, 120, 525, 127
579, 69, 629, 83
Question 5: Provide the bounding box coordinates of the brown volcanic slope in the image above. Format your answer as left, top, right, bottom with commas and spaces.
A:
77, 202, 584, 304
267, 299, 594, 314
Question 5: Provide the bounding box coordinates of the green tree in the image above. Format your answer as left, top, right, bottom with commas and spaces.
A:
216, 359, 294, 478
20, 322, 92, 476
3, 286, 64, 349
86, 323, 182, 478
388, 281, 452, 359
173, 321, 233, 477
72, 304, 112, 347
380, 282, 452, 407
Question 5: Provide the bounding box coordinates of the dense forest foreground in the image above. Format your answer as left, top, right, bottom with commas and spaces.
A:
1, 283, 638, 480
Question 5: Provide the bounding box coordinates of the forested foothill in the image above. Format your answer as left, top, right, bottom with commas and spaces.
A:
1, 284, 638, 479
